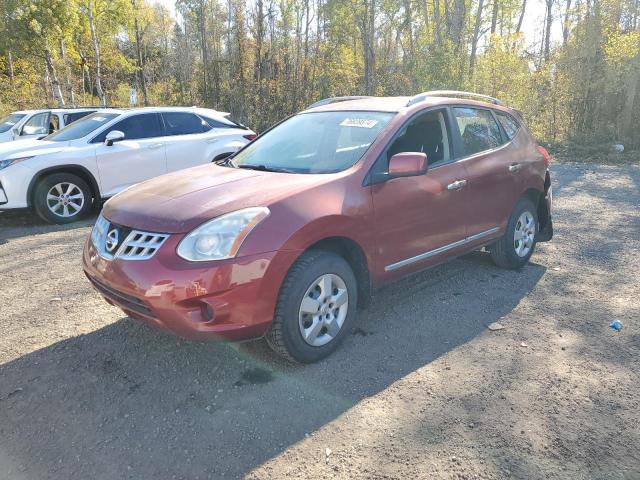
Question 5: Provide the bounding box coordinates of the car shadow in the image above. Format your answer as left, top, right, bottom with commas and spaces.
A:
0, 210, 98, 244
0, 251, 546, 479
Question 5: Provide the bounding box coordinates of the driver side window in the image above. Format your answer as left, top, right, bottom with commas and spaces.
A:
22, 113, 50, 135
386, 110, 450, 168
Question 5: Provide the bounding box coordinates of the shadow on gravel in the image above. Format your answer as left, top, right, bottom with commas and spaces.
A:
0, 210, 98, 243
0, 252, 546, 479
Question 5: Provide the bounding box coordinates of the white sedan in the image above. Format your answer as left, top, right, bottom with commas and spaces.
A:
0, 107, 256, 223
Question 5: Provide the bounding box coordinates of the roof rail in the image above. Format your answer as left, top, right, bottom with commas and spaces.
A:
306, 96, 373, 110
406, 90, 503, 107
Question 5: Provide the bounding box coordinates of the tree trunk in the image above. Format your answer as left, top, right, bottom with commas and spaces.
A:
60, 39, 76, 107
562, 0, 572, 45
360, 0, 376, 95
515, 0, 526, 33
434, 0, 442, 44
198, 0, 209, 104
543, 0, 553, 60
7, 50, 14, 85
450, 0, 466, 47
132, 0, 150, 106
621, 55, 640, 143
404, 0, 415, 59
45, 45, 66, 107
87, 0, 107, 106
423, 0, 429, 36
469, 0, 484, 77
490, 0, 499, 34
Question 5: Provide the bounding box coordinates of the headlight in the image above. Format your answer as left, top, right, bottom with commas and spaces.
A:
177, 207, 270, 261
0, 156, 33, 170
91, 214, 109, 249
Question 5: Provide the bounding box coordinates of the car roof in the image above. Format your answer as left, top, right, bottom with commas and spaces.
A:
12, 108, 99, 115
304, 95, 520, 116
12, 106, 230, 116
118, 106, 228, 113
51, 108, 98, 113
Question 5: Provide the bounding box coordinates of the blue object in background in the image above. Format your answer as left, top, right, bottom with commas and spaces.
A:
609, 320, 623, 331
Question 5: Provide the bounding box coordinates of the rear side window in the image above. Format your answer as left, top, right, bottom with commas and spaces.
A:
201, 115, 237, 129
162, 112, 211, 135
495, 112, 520, 140
452, 107, 502, 156
91, 113, 163, 143
64, 111, 95, 125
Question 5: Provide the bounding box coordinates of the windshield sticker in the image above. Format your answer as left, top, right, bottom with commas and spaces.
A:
91, 116, 107, 121
340, 118, 379, 129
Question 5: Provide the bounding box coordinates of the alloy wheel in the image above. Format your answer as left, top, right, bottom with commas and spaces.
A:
298, 273, 349, 347
46, 182, 85, 218
514, 211, 536, 257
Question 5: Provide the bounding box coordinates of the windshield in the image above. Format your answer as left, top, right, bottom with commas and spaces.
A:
0, 114, 26, 133
45, 113, 119, 142
231, 111, 394, 173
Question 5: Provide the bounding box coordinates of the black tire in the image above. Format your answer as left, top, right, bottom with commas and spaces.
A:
266, 250, 358, 363
33, 173, 93, 224
490, 197, 538, 269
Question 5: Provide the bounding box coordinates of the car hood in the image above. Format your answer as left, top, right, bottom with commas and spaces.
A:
102, 164, 335, 233
0, 139, 67, 159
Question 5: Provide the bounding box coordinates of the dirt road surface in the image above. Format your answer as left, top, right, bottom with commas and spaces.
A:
1, 162, 639, 479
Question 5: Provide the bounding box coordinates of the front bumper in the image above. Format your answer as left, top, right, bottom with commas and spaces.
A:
83, 234, 301, 341
0, 164, 31, 209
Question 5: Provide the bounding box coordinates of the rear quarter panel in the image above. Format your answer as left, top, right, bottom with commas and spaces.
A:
518, 127, 547, 195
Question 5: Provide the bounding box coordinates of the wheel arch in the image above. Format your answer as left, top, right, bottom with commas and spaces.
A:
305, 236, 372, 307
27, 165, 100, 208
522, 178, 551, 235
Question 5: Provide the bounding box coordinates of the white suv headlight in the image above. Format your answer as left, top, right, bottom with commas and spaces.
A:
0, 156, 33, 170
176, 207, 270, 261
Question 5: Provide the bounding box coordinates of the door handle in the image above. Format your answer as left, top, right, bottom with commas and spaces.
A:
508, 163, 522, 172
148, 143, 163, 149
447, 179, 467, 191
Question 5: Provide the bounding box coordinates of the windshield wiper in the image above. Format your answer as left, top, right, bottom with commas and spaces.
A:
236, 164, 297, 173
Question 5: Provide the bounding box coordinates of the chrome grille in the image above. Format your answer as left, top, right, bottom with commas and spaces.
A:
91, 214, 169, 261
117, 231, 169, 260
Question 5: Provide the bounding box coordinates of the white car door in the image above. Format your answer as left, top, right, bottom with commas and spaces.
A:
18, 112, 51, 140
92, 112, 167, 197
161, 111, 213, 172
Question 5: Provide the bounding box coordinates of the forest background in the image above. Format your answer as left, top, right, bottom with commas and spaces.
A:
1, 0, 638, 151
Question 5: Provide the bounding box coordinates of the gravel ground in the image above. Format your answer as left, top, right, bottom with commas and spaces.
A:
0, 162, 639, 480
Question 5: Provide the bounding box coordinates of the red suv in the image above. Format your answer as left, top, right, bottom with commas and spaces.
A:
83, 91, 553, 363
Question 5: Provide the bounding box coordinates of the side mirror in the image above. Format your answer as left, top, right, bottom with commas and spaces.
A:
388, 152, 428, 178
105, 130, 125, 146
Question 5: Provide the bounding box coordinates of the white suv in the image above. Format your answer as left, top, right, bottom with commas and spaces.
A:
0, 107, 256, 223
0, 108, 97, 142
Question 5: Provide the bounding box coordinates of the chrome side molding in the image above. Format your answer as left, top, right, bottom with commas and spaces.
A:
384, 227, 500, 272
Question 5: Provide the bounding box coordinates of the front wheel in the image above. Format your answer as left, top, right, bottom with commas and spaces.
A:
266, 250, 358, 363
33, 173, 93, 224
490, 197, 538, 269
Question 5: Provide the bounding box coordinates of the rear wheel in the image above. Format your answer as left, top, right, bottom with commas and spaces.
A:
490, 197, 538, 269
33, 173, 93, 224
266, 250, 358, 363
